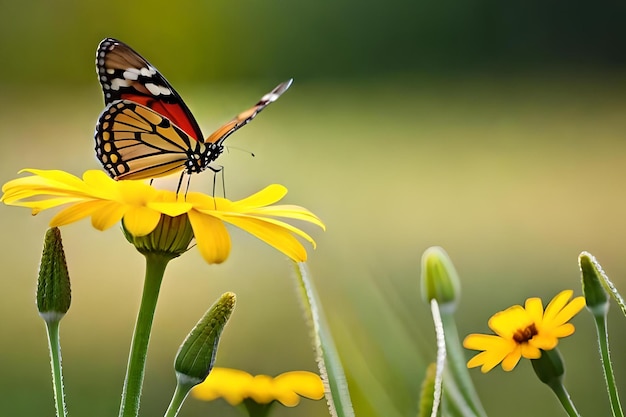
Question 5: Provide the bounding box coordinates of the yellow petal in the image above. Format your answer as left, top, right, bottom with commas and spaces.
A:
21, 169, 90, 191
529, 334, 558, 350
50, 200, 112, 227
551, 296, 585, 327
549, 323, 576, 338
519, 343, 542, 359
187, 211, 231, 264
542, 290, 573, 323
488, 306, 531, 338
185, 192, 221, 210
524, 297, 544, 324
219, 216, 309, 262
501, 348, 523, 371
274, 371, 324, 402
4, 196, 84, 210
88, 201, 127, 231
248, 375, 275, 404
192, 368, 253, 405
82, 170, 120, 197
463, 333, 505, 350
148, 201, 192, 217
235, 184, 287, 208
122, 206, 163, 236
467, 351, 504, 373
248, 205, 326, 230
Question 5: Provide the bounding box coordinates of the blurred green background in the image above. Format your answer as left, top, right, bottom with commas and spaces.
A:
2, 0, 626, 416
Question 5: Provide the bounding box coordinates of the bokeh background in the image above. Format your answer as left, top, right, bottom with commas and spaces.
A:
2, 1, 626, 416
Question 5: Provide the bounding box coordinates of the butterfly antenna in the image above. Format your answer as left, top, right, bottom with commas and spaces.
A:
224, 146, 256, 158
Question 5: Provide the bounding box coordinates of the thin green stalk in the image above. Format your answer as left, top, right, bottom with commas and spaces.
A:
439, 311, 487, 417
44, 319, 67, 417
594, 315, 624, 417
294, 262, 355, 417
547, 380, 581, 417
163, 382, 194, 417
118, 253, 171, 417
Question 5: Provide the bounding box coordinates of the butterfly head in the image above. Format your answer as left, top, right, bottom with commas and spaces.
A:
185, 143, 224, 174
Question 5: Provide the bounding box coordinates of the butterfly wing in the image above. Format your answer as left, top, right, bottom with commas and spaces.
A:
95, 100, 217, 181
96, 38, 204, 141
205, 79, 293, 144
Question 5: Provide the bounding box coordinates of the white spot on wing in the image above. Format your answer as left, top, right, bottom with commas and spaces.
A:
261, 92, 280, 102
145, 83, 171, 96
140, 66, 157, 77
158, 85, 172, 95
123, 68, 140, 80
111, 78, 132, 90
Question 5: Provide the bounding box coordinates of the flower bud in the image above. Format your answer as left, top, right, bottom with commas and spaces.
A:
579, 251, 610, 317
175, 292, 236, 385
420, 247, 461, 310
37, 228, 71, 322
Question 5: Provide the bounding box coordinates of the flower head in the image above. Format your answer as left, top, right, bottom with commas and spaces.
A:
192, 367, 325, 407
463, 290, 585, 373
2, 169, 324, 264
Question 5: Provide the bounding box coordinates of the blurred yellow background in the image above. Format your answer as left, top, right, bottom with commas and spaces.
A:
1, 1, 626, 416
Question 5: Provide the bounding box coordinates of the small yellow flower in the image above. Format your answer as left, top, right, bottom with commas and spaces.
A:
2, 169, 324, 264
463, 290, 585, 373
192, 367, 325, 407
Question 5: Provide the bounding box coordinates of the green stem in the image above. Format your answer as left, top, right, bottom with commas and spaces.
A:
242, 399, 273, 417
547, 380, 581, 417
594, 315, 624, 417
163, 382, 194, 417
45, 318, 67, 417
294, 262, 355, 417
439, 311, 487, 417
118, 253, 171, 417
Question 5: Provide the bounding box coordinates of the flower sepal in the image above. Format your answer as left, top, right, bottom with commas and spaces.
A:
123, 214, 193, 260
531, 348, 565, 386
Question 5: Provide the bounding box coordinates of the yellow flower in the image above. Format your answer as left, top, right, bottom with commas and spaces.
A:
2, 169, 324, 264
192, 367, 325, 407
463, 290, 585, 373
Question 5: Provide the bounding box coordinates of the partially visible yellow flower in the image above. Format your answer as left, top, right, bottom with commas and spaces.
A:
463, 290, 585, 373
2, 169, 324, 264
192, 367, 325, 407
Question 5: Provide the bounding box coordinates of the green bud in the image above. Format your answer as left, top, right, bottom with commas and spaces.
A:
531, 348, 565, 386
418, 363, 437, 417
123, 214, 194, 260
175, 292, 236, 385
579, 251, 610, 317
37, 228, 71, 322
420, 247, 461, 310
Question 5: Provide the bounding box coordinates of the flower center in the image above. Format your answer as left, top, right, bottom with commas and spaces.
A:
513, 323, 537, 343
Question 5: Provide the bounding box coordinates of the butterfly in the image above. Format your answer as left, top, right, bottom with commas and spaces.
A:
94, 37, 292, 186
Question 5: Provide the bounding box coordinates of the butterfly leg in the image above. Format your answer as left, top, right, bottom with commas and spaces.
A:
175, 172, 186, 197
207, 165, 225, 198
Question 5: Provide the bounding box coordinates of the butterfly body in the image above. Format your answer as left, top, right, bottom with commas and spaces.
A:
94, 38, 292, 181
